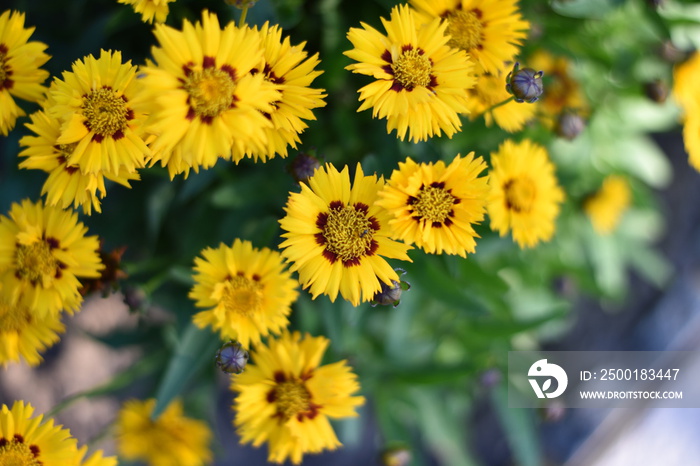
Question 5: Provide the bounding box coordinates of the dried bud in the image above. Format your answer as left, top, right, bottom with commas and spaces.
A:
79, 244, 128, 297
381, 446, 412, 466
288, 150, 321, 184
224, 0, 259, 8
555, 110, 586, 141
506, 62, 544, 103
371, 269, 410, 307
216, 340, 249, 374
658, 41, 687, 63
644, 79, 668, 103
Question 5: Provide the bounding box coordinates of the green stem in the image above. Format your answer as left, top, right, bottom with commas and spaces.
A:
239, 7, 249, 26
485, 96, 515, 113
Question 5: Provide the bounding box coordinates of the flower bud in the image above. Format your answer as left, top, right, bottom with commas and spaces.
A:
371, 269, 410, 307
288, 150, 321, 184
644, 79, 668, 103
555, 110, 586, 141
506, 62, 544, 103
381, 446, 412, 466
216, 340, 249, 374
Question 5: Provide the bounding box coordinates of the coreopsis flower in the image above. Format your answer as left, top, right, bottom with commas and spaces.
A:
116, 399, 213, 466
117, 0, 175, 24
135, 10, 279, 178
409, 0, 529, 75
466, 70, 537, 132
344, 5, 476, 143
584, 175, 631, 235
0, 199, 103, 316
232, 22, 326, 163
528, 50, 587, 119
0, 295, 64, 367
231, 331, 365, 465
189, 239, 299, 348
0, 401, 115, 465
673, 52, 700, 172
19, 110, 140, 215
48, 50, 149, 176
279, 163, 412, 306
487, 139, 565, 248
0, 10, 50, 136
377, 155, 490, 257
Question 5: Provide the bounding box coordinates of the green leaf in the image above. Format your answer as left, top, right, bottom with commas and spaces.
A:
468, 309, 569, 338
491, 383, 542, 466
550, 0, 625, 18
151, 323, 221, 419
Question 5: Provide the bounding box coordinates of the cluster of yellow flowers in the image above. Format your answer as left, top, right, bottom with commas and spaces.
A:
0, 0, 647, 465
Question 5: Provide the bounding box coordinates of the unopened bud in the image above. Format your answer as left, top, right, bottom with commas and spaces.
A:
371, 269, 410, 307
644, 79, 668, 103
216, 340, 249, 374
288, 150, 321, 184
381, 446, 412, 466
506, 62, 544, 103
555, 110, 586, 141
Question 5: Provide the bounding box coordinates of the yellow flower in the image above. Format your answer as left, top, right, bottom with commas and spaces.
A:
189, 239, 299, 348
231, 331, 365, 465
466, 70, 537, 132
377, 154, 490, 257
116, 398, 213, 466
410, 0, 529, 75
487, 139, 565, 248
279, 163, 412, 306
19, 110, 140, 215
136, 10, 279, 178
584, 175, 631, 234
117, 0, 175, 24
528, 50, 587, 120
47, 49, 149, 176
673, 51, 700, 113
0, 295, 64, 367
0, 401, 115, 466
232, 22, 326, 163
673, 52, 700, 172
344, 5, 475, 143
0, 199, 103, 316
0, 10, 50, 136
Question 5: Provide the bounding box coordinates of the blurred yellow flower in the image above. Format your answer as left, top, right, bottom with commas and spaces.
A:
0, 199, 103, 316
410, 0, 529, 75
584, 175, 631, 235
232, 22, 326, 163
528, 50, 587, 120
135, 11, 279, 178
487, 139, 565, 248
377, 154, 490, 257
673, 52, 700, 172
279, 163, 412, 306
116, 398, 213, 466
466, 70, 538, 132
189, 239, 299, 348
117, 0, 175, 24
344, 5, 475, 142
0, 10, 50, 135
231, 331, 365, 465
